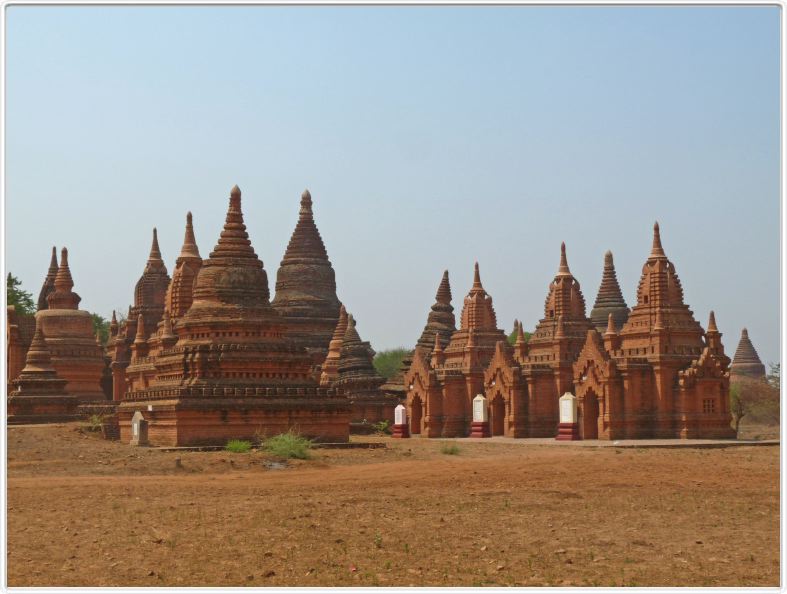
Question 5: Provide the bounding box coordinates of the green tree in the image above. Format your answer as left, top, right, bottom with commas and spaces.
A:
373, 348, 410, 379
507, 329, 531, 346
6, 273, 35, 316
91, 313, 110, 345
729, 383, 745, 435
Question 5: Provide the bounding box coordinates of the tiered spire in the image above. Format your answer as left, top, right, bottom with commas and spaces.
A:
165, 211, 203, 320
415, 270, 457, 352
190, 185, 271, 305
590, 250, 629, 332
9, 321, 69, 398
730, 328, 766, 379
46, 248, 81, 310
336, 314, 385, 386
459, 263, 498, 331
542, 242, 587, 321
272, 189, 341, 358
37, 246, 59, 311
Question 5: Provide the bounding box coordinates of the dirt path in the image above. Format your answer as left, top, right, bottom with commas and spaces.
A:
6, 424, 779, 587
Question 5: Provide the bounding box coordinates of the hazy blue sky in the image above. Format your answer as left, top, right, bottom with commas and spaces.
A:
5, 6, 780, 366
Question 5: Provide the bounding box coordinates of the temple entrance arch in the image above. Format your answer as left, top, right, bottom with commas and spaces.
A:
490, 394, 505, 436
410, 396, 423, 434
581, 389, 600, 440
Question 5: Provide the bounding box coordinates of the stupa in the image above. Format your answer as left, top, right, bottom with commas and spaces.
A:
6, 305, 36, 394
589, 250, 629, 333
36, 248, 105, 402
165, 212, 203, 321
334, 313, 396, 430
116, 185, 349, 446
272, 189, 341, 368
730, 328, 766, 380
8, 322, 79, 424
319, 304, 348, 387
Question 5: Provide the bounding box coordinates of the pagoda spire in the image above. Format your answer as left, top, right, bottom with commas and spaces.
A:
210, 185, 259, 261
472, 261, 482, 289
179, 212, 200, 259
707, 310, 718, 334
435, 270, 452, 305
148, 227, 162, 263
22, 324, 56, 374
415, 270, 456, 352
730, 327, 766, 379
590, 250, 629, 332
557, 242, 571, 276
37, 246, 59, 311
110, 310, 118, 337
47, 247, 81, 310
650, 221, 666, 258
320, 304, 349, 387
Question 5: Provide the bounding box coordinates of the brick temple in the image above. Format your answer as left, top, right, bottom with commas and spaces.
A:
404, 224, 736, 439
114, 186, 350, 445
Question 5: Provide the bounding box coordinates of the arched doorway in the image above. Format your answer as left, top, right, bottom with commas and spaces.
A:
490, 394, 505, 436
582, 390, 599, 440
410, 396, 423, 435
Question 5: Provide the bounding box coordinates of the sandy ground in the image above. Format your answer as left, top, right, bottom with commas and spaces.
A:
6, 423, 780, 587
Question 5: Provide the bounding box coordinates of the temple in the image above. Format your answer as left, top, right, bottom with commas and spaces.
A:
36, 248, 106, 402
404, 263, 507, 437
272, 190, 341, 370
589, 250, 629, 333
571, 223, 735, 439
404, 225, 735, 440
483, 243, 594, 437
115, 185, 349, 446
730, 328, 766, 381
8, 321, 79, 424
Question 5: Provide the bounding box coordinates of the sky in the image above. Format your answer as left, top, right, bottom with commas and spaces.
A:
5, 6, 781, 366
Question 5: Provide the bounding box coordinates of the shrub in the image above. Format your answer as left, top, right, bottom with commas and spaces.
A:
373, 420, 392, 435
225, 439, 252, 453
264, 431, 312, 459
86, 414, 104, 432
440, 443, 460, 455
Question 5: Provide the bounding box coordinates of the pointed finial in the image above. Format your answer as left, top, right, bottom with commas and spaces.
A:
231, 184, 241, 197
435, 270, 452, 304
299, 189, 313, 217
472, 262, 482, 288
179, 211, 200, 258
605, 313, 617, 336
604, 250, 613, 266
651, 221, 665, 257
60, 247, 69, 268
557, 242, 571, 275
707, 310, 718, 333
742, 327, 749, 338
49, 246, 58, 269
149, 227, 162, 261
515, 320, 526, 345
433, 332, 442, 352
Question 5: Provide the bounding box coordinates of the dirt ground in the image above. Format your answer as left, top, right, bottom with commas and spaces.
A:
6, 423, 779, 587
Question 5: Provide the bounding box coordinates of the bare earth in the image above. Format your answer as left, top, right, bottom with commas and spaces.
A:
6, 423, 779, 587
